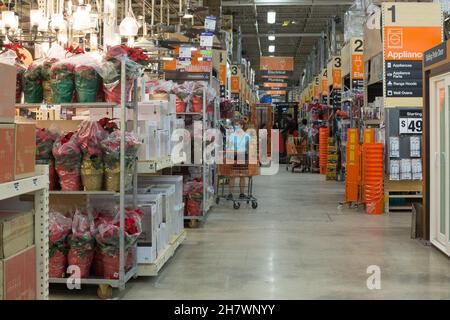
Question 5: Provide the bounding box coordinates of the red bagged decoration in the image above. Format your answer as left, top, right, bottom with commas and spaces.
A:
67, 249, 95, 278
191, 96, 202, 113
52, 132, 82, 191
67, 211, 95, 278
103, 79, 133, 104
101, 248, 133, 279
49, 211, 72, 278
49, 250, 67, 278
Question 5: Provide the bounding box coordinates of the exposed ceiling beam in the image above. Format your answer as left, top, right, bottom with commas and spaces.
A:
242, 33, 322, 38
223, 0, 354, 7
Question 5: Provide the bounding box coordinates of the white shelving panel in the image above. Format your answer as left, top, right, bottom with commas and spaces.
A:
0, 165, 49, 300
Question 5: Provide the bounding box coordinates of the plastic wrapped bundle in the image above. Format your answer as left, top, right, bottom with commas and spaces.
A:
101, 131, 140, 192
67, 211, 95, 278
52, 132, 82, 191
49, 211, 72, 278
22, 62, 43, 103
50, 61, 75, 103
75, 121, 107, 191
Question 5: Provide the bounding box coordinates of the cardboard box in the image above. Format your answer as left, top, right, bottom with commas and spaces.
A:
14, 123, 36, 179
0, 245, 36, 300
0, 124, 14, 183
0, 211, 34, 259
0, 63, 16, 123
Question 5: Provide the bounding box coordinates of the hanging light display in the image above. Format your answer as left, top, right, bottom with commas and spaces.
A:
72, 5, 91, 31
30, 9, 43, 28
119, 16, 139, 36
2, 11, 18, 31
51, 13, 66, 32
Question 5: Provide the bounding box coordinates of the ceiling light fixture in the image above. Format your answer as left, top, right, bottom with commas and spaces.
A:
267, 11, 276, 24
268, 35, 275, 41
268, 45, 275, 53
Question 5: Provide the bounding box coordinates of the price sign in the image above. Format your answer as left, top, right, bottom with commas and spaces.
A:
200, 32, 214, 48
399, 110, 423, 134
204, 16, 217, 32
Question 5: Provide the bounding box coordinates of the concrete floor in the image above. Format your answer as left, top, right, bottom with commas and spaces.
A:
52, 167, 450, 299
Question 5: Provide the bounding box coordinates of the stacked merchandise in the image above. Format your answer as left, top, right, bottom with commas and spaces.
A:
0, 60, 37, 299
319, 127, 329, 174
36, 120, 140, 192
48, 207, 144, 279
326, 138, 338, 181
136, 176, 185, 265
17, 44, 148, 105
363, 143, 384, 215
143, 80, 217, 114
344, 128, 361, 204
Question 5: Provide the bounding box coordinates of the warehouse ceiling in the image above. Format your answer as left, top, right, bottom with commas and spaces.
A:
222, 0, 353, 87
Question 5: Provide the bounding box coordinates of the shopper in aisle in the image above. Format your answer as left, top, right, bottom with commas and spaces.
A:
227, 115, 250, 199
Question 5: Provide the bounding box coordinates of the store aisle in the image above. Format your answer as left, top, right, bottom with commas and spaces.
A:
52, 167, 450, 299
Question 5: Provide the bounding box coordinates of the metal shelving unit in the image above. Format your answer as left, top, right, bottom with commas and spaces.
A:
16, 59, 139, 298
0, 165, 49, 300
174, 88, 218, 227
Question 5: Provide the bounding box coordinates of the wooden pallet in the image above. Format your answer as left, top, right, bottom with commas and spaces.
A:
137, 230, 187, 276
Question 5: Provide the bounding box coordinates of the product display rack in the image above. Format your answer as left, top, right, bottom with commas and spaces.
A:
0, 164, 49, 300
174, 87, 218, 228
16, 59, 140, 299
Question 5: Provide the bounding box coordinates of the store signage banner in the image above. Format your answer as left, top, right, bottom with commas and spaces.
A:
262, 75, 289, 79
263, 77, 288, 83
263, 82, 287, 88
265, 90, 287, 96
382, 3, 442, 101
260, 70, 293, 76
424, 42, 447, 67
260, 56, 294, 71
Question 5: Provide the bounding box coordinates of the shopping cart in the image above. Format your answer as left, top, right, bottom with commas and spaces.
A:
216, 161, 259, 210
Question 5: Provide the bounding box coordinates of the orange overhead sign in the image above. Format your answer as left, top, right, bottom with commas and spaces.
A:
266, 90, 286, 95
263, 82, 288, 88
261, 75, 289, 79
260, 56, 294, 71
384, 26, 442, 61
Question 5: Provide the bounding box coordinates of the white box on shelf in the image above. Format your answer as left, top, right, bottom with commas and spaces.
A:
138, 101, 169, 128
147, 184, 176, 238
161, 115, 171, 132
137, 245, 156, 264
174, 203, 185, 236
158, 130, 170, 157
137, 120, 160, 160
126, 194, 163, 229
168, 94, 176, 114
138, 175, 184, 209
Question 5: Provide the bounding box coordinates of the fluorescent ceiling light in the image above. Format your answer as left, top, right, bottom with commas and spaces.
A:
268, 45, 275, 53
267, 11, 276, 24
268, 35, 275, 41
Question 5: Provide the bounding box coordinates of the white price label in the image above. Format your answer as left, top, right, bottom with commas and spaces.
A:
204, 16, 217, 32
399, 118, 422, 134
200, 34, 214, 48
179, 46, 192, 59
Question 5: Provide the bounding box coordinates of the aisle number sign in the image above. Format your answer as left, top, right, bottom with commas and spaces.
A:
314, 76, 320, 99
321, 68, 328, 96
328, 56, 342, 89
382, 2, 442, 105
351, 38, 364, 90
231, 65, 240, 94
